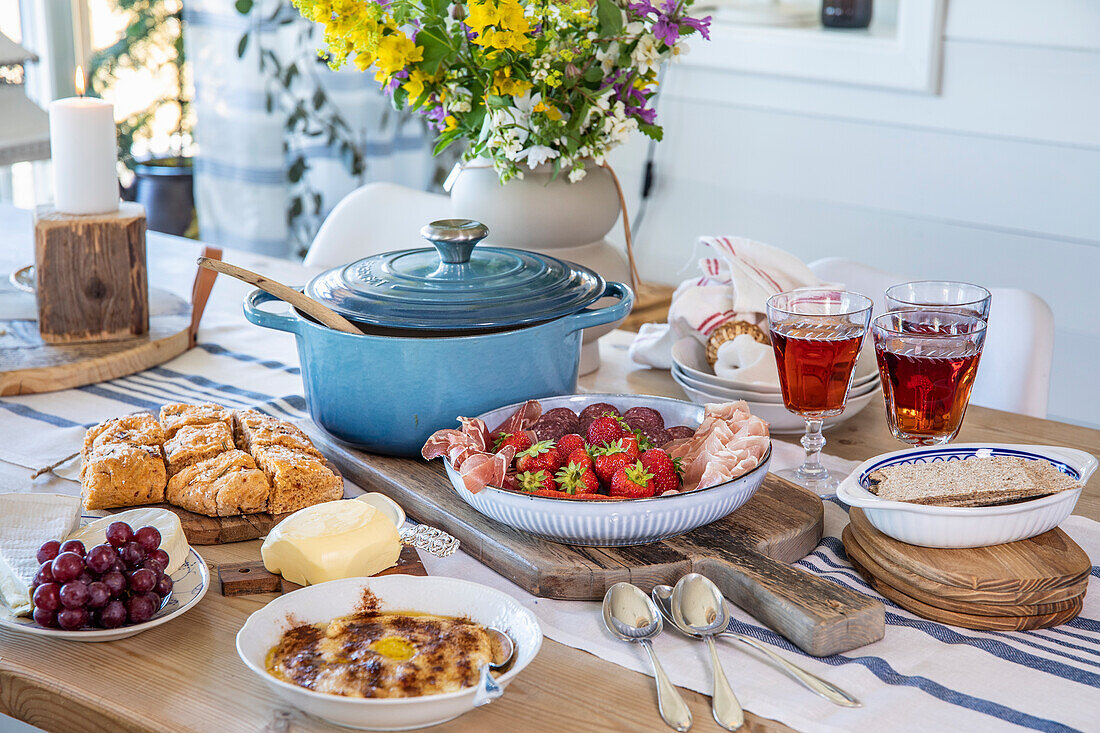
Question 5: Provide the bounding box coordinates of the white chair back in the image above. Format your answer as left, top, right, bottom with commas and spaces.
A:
809, 257, 1053, 418
304, 182, 451, 268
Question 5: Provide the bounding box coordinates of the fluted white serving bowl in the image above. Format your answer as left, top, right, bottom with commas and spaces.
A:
836, 444, 1097, 548
444, 393, 771, 546
236, 576, 542, 731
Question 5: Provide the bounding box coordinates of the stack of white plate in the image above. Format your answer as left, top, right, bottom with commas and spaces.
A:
670, 338, 883, 434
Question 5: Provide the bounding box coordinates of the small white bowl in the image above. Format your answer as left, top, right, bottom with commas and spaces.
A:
236, 576, 542, 731
671, 369, 882, 435
445, 393, 771, 546
836, 444, 1097, 548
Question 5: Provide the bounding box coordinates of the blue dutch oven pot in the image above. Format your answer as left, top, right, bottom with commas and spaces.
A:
243, 220, 634, 456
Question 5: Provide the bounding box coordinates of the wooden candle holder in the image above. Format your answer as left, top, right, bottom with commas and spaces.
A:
34, 202, 149, 344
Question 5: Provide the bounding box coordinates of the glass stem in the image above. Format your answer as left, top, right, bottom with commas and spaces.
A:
798, 418, 828, 481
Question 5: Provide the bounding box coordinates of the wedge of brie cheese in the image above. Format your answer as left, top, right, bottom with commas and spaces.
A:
68, 507, 189, 575
261, 499, 401, 586
0, 494, 81, 616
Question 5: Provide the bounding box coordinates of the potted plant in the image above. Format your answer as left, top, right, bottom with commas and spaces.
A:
89, 0, 194, 236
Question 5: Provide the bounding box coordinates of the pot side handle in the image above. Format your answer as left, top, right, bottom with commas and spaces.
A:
565, 281, 635, 334
243, 288, 301, 335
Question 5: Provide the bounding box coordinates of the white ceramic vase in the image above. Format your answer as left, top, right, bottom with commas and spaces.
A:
450, 159, 633, 375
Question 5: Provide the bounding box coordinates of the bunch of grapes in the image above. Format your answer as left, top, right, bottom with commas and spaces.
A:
30, 522, 174, 630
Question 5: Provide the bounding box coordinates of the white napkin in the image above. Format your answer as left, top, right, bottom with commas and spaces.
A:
714, 334, 779, 386
632, 236, 824, 369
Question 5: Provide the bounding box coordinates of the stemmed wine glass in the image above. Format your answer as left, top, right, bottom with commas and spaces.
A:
765, 290, 873, 492
885, 281, 991, 320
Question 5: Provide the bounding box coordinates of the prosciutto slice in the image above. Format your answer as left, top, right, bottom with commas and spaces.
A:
422, 402, 540, 494
668, 401, 770, 491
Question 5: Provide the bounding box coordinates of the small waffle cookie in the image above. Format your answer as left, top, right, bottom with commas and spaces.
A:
705, 321, 771, 367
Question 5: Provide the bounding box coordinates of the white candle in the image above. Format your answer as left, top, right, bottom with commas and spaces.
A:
48, 67, 119, 214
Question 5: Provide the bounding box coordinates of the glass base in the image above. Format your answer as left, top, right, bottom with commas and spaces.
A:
774, 466, 839, 493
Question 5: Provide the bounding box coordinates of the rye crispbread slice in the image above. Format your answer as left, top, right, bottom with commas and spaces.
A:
865, 456, 1080, 508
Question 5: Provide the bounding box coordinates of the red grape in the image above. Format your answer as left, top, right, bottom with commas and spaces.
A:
105, 521, 134, 548
36, 540, 61, 565
59, 581, 89, 609
32, 607, 58, 628
148, 548, 170, 569
57, 606, 88, 630
78, 570, 97, 585
130, 568, 156, 594
86, 581, 111, 609
126, 593, 156, 623
50, 552, 84, 583
155, 573, 173, 598
142, 591, 162, 612
102, 570, 126, 598
135, 526, 162, 552
85, 544, 116, 574
120, 541, 145, 568
32, 561, 54, 588
32, 582, 61, 612
97, 600, 126, 629
60, 539, 86, 557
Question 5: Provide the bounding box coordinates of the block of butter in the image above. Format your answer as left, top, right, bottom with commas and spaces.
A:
261, 499, 401, 586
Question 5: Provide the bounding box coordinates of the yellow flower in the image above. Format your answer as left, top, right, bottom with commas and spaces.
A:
375, 31, 423, 77
467, 0, 531, 52
491, 67, 533, 97
533, 101, 563, 121
402, 69, 431, 101
444, 115, 459, 132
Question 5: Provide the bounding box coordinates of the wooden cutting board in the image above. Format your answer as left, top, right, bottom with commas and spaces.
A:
107, 462, 346, 545
847, 508, 1090, 600
309, 433, 885, 657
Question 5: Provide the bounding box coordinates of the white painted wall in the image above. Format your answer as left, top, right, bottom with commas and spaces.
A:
608, 0, 1100, 429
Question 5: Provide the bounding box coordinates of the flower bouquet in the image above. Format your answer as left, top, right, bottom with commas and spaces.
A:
294, 0, 710, 182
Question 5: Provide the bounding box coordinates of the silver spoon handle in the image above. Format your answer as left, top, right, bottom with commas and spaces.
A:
706, 635, 744, 730
723, 633, 861, 708
640, 639, 693, 732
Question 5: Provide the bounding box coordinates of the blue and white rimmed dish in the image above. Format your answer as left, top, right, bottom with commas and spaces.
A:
444, 393, 772, 546
0, 514, 210, 642
836, 444, 1097, 548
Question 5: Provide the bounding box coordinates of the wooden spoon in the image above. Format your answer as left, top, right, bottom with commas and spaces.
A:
196, 256, 361, 335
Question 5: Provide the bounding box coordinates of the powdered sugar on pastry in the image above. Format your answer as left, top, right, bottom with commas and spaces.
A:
666, 401, 769, 491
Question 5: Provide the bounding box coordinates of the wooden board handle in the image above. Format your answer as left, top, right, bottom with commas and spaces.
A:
693, 550, 884, 657
196, 256, 362, 335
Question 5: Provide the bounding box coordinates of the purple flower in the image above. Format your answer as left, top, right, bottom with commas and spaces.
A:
680, 14, 711, 40
653, 17, 679, 45
628, 0, 658, 17
627, 105, 657, 124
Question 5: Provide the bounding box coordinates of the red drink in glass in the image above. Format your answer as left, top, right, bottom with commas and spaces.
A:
875, 347, 981, 440
771, 322, 864, 416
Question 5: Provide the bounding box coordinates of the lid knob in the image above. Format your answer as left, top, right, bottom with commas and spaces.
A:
420, 219, 490, 265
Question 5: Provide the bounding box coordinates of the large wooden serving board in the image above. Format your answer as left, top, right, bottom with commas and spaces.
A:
310, 433, 885, 657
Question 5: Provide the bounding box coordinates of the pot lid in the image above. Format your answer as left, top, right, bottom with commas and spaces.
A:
305, 219, 606, 331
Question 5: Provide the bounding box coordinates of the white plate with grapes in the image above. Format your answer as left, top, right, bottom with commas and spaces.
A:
0, 515, 210, 642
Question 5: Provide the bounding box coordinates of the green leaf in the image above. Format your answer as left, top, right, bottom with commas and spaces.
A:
596, 0, 623, 35
639, 122, 664, 141
288, 197, 303, 222
418, 35, 450, 75
234, 0, 253, 14
236, 34, 249, 58
288, 156, 307, 183
312, 89, 326, 110
583, 66, 604, 83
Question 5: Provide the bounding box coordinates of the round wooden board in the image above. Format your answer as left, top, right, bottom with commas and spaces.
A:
842, 526, 1085, 617
0, 290, 192, 397
844, 537, 1085, 630
848, 508, 1091, 596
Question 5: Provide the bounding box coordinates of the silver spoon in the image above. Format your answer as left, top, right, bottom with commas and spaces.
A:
671, 574, 744, 731
653, 584, 861, 708
602, 582, 693, 732
473, 628, 515, 707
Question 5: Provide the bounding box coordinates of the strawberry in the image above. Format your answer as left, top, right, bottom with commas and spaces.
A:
586, 416, 625, 448
613, 416, 655, 452
609, 461, 657, 499
494, 431, 532, 454
567, 448, 594, 471
515, 441, 563, 475
516, 470, 557, 493
640, 449, 681, 494
592, 443, 632, 485
618, 436, 640, 462
556, 433, 586, 459
555, 461, 601, 495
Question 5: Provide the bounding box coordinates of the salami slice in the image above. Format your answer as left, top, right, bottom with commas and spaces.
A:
623, 406, 665, 430
579, 402, 620, 421
643, 427, 672, 448
531, 417, 572, 442
541, 407, 580, 434
667, 425, 696, 440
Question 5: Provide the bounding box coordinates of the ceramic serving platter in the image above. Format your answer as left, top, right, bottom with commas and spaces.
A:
0, 515, 210, 642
